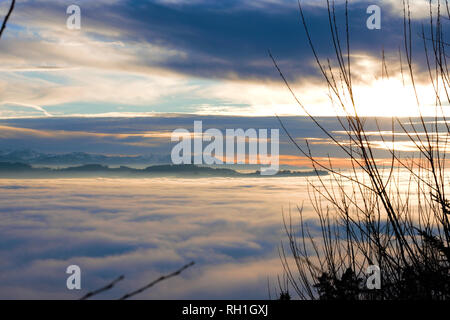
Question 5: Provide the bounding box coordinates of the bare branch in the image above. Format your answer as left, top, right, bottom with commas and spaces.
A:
0, 0, 15, 39
119, 261, 195, 300
80, 275, 125, 300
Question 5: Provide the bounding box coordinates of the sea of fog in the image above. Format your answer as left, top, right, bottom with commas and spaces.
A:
0, 176, 327, 299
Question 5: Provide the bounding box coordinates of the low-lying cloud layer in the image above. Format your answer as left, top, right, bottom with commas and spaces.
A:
0, 177, 321, 299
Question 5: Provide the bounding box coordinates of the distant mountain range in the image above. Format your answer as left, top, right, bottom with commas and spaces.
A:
0, 162, 328, 178
0, 149, 171, 166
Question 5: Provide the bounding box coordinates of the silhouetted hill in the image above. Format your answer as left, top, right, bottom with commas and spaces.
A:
0, 162, 33, 171
0, 149, 171, 166
0, 162, 328, 178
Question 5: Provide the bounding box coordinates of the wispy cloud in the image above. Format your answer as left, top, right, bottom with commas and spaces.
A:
0, 0, 442, 117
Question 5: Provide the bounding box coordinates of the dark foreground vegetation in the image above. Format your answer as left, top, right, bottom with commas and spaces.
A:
274, 0, 450, 300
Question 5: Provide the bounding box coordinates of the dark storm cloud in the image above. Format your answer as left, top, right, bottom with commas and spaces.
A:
8, 0, 432, 81
102, 0, 414, 80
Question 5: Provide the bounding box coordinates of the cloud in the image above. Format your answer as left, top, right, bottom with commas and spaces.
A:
0, 115, 443, 158
0, 177, 309, 298
1, 0, 444, 117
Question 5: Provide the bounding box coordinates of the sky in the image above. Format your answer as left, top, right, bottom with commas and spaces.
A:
0, 115, 440, 167
0, 1, 449, 299
0, 0, 447, 119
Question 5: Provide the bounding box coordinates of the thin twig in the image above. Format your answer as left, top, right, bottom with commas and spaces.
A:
0, 0, 15, 39
119, 261, 195, 300
80, 275, 125, 300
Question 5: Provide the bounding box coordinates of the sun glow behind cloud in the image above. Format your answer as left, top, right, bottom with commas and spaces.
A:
0, 0, 447, 118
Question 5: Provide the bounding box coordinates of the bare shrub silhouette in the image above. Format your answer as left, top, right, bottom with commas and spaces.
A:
273, 0, 450, 300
